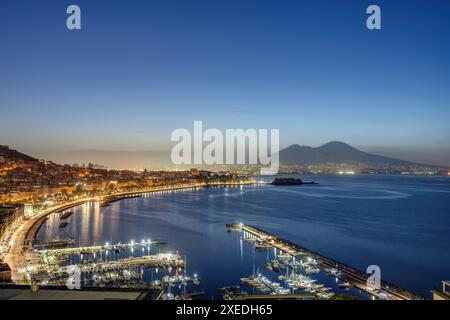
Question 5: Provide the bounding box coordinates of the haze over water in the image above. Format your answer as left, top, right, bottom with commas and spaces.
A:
38, 174, 450, 298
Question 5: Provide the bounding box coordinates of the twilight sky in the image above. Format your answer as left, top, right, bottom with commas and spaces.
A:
1, 0, 450, 165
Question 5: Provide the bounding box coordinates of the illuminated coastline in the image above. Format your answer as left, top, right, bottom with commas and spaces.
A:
2, 180, 258, 283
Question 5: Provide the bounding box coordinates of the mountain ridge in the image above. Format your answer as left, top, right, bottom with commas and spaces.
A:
0, 145, 38, 163
0, 142, 439, 169
279, 141, 431, 167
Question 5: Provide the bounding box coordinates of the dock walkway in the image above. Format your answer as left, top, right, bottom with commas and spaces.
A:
37, 240, 166, 259
227, 223, 423, 300
45, 253, 184, 276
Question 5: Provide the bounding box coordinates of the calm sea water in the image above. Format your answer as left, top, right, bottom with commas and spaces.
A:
38, 174, 450, 299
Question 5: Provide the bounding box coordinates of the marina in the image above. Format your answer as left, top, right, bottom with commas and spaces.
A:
227, 223, 423, 300
43, 253, 185, 275
29, 175, 450, 299
36, 240, 167, 262
35, 240, 183, 274
27, 239, 189, 293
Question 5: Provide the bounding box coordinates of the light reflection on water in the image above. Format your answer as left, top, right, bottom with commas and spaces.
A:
37, 174, 450, 299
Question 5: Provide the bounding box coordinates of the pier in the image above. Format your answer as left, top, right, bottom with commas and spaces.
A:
34, 238, 76, 250
227, 223, 423, 300
36, 240, 166, 262
43, 253, 184, 276
35, 241, 181, 276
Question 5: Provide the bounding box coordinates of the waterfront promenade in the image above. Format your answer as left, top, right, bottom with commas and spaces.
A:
4, 197, 96, 282
3, 181, 257, 283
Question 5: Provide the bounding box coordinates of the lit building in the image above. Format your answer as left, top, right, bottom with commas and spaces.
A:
24, 203, 34, 218
432, 281, 450, 300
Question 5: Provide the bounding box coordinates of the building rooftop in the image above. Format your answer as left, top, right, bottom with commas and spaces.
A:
0, 285, 161, 300
431, 281, 450, 300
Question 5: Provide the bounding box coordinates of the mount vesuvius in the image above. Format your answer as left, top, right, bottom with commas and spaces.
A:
279, 141, 430, 168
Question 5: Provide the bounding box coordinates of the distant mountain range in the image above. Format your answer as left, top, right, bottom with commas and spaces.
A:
0, 142, 436, 169
63, 142, 433, 169
279, 141, 429, 167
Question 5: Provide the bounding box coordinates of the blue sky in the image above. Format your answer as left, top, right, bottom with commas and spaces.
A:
1, 0, 449, 165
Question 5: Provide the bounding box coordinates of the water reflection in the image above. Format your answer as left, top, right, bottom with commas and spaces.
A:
37, 175, 450, 298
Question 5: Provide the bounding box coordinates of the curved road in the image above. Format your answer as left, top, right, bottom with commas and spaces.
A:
3, 182, 256, 282
4, 197, 97, 282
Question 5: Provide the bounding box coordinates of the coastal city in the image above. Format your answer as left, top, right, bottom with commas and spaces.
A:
1, 0, 449, 312
1, 145, 449, 300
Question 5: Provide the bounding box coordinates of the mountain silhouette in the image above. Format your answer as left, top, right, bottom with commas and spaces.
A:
0, 145, 38, 163
279, 141, 427, 167
1, 142, 434, 169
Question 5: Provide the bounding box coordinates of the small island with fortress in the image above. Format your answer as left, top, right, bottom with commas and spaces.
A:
271, 178, 317, 186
